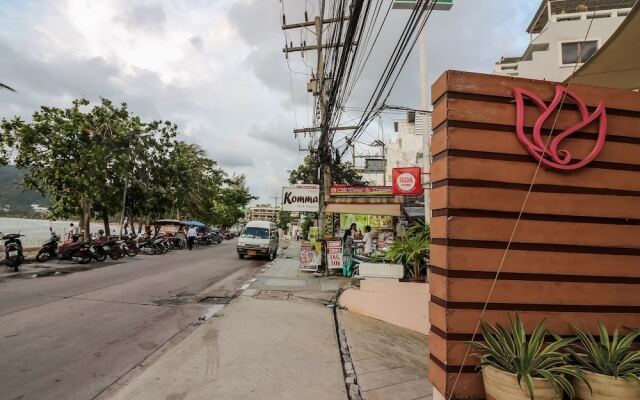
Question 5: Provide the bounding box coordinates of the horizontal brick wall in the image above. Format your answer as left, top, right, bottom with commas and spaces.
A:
428, 70, 640, 399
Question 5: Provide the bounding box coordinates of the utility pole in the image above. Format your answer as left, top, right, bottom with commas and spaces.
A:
281, 1, 351, 261
392, 0, 453, 226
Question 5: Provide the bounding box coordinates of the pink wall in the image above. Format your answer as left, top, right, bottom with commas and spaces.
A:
339, 278, 430, 335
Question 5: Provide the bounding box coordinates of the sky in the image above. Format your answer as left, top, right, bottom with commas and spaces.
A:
0, 0, 539, 204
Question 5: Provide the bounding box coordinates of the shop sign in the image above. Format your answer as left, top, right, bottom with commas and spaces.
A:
326, 240, 343, 269
299, 244, 320, 271
392, 167, 422, 195
513, 85, 607, 171
282, 184, 320, 212
330, 185, 393, 196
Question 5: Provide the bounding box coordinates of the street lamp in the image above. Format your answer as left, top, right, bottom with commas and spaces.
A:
392, 0, 453, 226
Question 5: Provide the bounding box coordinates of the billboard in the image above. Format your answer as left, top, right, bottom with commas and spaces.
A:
281, 184, 320, 212
329, 185, 393, 196
392, 167, 422, 195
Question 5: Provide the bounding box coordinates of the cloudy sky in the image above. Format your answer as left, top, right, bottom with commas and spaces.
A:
0, 0, 539, 204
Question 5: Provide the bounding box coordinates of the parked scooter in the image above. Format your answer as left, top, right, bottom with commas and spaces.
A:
116, 234, 139, 257
36, 229, 61, 262
2, 232, 24, 271
61, 236, 88, 262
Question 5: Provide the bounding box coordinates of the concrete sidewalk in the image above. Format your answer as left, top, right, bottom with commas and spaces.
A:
106, 240, 351, 400
340, 310, 431, 400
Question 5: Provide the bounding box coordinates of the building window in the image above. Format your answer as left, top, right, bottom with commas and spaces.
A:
561, 41, 598, 65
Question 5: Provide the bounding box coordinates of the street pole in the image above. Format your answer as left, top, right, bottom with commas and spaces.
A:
419, 27, 431, 225
391, 0, 453, 226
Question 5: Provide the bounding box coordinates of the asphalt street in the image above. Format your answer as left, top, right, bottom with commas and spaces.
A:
0, 240, 267, 400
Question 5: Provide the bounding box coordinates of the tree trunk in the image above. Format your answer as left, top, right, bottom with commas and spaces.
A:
79, 200, 86, 239
130, 215, 136, 236
138, 219, 143, 235
83, 201, 91, 240
102, 208, 110, 237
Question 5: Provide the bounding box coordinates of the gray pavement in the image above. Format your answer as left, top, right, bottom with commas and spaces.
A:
106, 240, 351, 400
341, 310, 432, 400
0, 241, 266, 400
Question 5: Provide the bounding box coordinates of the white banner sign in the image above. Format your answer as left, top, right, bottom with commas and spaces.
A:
326, 240, 343, 270
281, 184, 320, 212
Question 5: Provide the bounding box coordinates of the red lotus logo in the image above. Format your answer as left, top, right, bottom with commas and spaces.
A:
513, 85, 607, 171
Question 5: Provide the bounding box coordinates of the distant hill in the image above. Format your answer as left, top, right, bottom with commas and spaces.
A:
0, 166, 50, 218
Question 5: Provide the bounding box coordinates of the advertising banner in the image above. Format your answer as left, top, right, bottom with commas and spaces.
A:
329, 185, 393, 196
282, 184, 320, 212
392, 167, 422, 195
299, 244, 320, 272
326, 240, 343, 270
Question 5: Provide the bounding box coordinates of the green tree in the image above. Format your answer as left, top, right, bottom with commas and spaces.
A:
1, 98, 256, 237
211, 175, 255, 228
288, 155, 366, 186
277, 210, 293, 231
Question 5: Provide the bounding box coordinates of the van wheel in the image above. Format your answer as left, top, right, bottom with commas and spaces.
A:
238, 254, 244, 259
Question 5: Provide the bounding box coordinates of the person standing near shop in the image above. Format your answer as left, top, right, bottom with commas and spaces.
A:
350, 223, 362, 239
186, 225, 197, 250
362, 226, 373, 256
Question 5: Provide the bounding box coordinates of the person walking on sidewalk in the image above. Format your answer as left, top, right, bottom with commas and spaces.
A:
186, 226, 197, 250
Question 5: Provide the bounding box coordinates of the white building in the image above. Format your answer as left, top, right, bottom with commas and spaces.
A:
247, 206, 279, 222
494, 0, 634, 81
385, 111, 431, 185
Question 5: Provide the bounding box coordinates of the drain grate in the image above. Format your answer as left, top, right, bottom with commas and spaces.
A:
199, 296, 232, 304
255, 290, 290, 300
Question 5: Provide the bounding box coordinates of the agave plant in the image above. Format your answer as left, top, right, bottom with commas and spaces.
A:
568, 323, 640, 383
471, 313, 585, 399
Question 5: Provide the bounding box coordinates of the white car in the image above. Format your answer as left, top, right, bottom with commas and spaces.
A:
236, 221, 279, 260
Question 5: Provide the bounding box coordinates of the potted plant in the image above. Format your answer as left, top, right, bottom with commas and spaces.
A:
385, 222, 429, 280
471, 313, 584, 400
568, 323, 640, 399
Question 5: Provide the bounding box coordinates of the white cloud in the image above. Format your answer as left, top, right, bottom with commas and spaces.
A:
0, 0, 538, 203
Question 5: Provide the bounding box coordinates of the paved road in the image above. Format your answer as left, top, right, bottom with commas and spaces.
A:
0, 241, 267, 400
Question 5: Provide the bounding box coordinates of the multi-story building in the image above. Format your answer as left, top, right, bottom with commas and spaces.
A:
385, 111, 430, 184
247, 205, 279, 222
494, 0, 634, 81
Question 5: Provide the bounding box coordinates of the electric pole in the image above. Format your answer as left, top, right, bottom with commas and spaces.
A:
281, 1, 351, 252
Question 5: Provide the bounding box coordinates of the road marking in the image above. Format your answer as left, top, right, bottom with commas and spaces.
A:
239, 283, 250, 290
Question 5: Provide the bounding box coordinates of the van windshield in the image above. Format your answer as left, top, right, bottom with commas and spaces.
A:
241, 227, 269, 239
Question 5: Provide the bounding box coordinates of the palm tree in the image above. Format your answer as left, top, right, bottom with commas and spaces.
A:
0, 83, 16, 92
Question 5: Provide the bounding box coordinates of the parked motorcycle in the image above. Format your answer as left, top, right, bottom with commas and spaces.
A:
36, 230, 61, 262
2, 233, 24, 271
116, 234, 139, 257
209, 231, 223, 244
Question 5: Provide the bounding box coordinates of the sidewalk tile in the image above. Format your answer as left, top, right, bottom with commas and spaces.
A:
362, 378, 432, 400
358, 367, 426, 392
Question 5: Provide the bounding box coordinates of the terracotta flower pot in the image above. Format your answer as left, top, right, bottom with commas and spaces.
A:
574, 371, 640, 400
482, 366, 562, 400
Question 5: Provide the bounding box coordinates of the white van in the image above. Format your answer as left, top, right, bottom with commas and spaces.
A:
237, 221, 279, 260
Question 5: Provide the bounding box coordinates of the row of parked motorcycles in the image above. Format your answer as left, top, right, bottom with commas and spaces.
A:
2, 228, 224, 272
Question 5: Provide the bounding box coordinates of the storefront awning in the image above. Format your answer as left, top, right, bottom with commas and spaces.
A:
325, 202, 401, 216
569, 4, 640, 90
